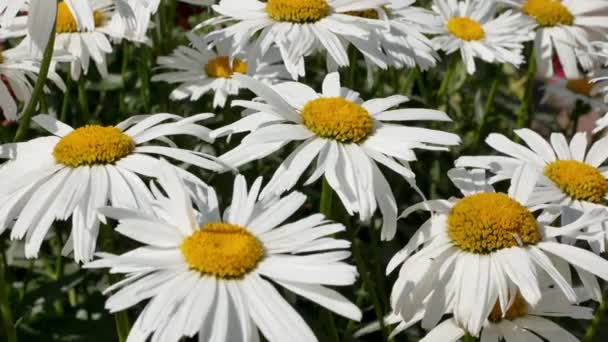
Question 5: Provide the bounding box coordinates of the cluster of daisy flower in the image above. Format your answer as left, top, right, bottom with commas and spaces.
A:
1, 0, 608, 341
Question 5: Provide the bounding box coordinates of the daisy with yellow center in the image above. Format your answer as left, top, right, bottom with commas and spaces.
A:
456, 129, 608, 256
0, 113, 224, 263
542, 76, 607, 112
204, 0, 389, 79
15, 0, 140, 80
431, 0, 534, 74
500, 0, 608, 78
153, 33, 288, 108
0, 46, 65, 121
86, 165, 360, 342
388, 168, 608, 337
213, 72, 460, 240
359, 284, 593, 341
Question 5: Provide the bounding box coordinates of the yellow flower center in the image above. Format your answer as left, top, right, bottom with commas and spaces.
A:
205, 56, 248, 79
180, 223, 264, 279
266, 0, 330, 23
53, 126, 135, 167
301, 97, 373, 144
488, 294, 529, 322
0, 50, 4, 64
56, 2, 105, 33
447, 193, 541, 254
446, 17, 485, 41
544, 160, 608, 203
522, 0, 573, 27
345, 9, 379, 19
566, 79, 593, 97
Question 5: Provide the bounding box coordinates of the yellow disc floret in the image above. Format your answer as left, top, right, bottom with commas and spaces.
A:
488, 294, 529, 322
301, 97, 373, 144
53, 126, 135, 167
345, 9, 379, 19
522, 0, 573, 27
266, 0, 330, 23
447, 193, 541, 254
544, 160, 608, 203
205, 56, 248, 79
56, 2, 104, 33
566, 79, 593, 97
181, 223, 264, 278
447, 17, 485, 41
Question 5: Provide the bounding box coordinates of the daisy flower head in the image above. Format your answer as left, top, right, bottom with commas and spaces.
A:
204, 0, 390, 79
0, 46, 65, 122
358, 284, 593, 341
456, 129, 608, 253
213, 72, 461, 240
430, 0, 534, 74
86, 163, 360, 342
0, 113, 224, 262
500, 0, 608, 79
388, 168, 608, 337
542, 75, 607, 112
152, 33, 289, 108
352, 0, 440, 73
20, 0, 138, 80
0, 0, 55, 54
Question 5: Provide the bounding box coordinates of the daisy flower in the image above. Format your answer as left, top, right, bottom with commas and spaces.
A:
213, 72, 461, 240
0, 46, 65, 121
456, 129, 608, 253
0, 0, 55, 54
542, 75, 607, 112
203, 0, 390, 79
152, 33, 288, 108
357, 285, 593, 341
347, 0, 440, 73
430, 0, 534, 74
388, 168, 608, 337
0, 113, 224, 262
19, 0, 137, 79
500, 0, 608, 79
85, 164, 361, 342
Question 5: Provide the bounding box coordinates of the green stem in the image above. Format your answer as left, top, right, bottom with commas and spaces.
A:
60, 77, 72, 124
477, 74, 500, 147
515, 49, 537, 131
138, 48, 151, 113
436, 55, 458, 103
353, 238, 390, 341
463, 332, 478, 342
119, 42, 129, 116
415, 68, 431, 105
0, 250, 17, 342
77, 77, 91, 120
583, 290, 608, 342
318, 178, 340, 342
13, 25, 56, 142
320, 178, 334, 219
114, 310, 131, 342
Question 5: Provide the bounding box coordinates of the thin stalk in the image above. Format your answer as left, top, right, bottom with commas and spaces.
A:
515, 49, 537, 131
583, 290, 608, 342
318, 178, 340, 342
415, 68, 431, 105
77, 77, 91, 120
60, 77, 72, 124
352, 238, 390, 341
477, 74, 500, 147
0, 250, 17, 342
138, 48, 151, 113
463, 332, 478, 342
114, 310, 131, 342
320, 178, 334, 219
13, 25, 56, 142
436, 55, 458, 102
119, 42, 129, 115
